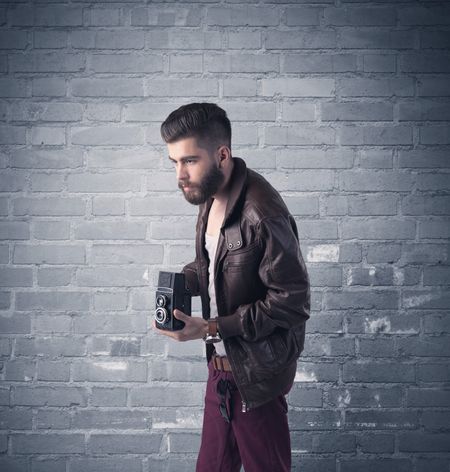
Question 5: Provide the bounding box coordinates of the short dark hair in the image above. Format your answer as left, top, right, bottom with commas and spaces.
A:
160, 102, 231, 154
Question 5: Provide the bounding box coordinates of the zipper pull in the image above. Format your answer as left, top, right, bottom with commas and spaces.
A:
241, 401, 247, 413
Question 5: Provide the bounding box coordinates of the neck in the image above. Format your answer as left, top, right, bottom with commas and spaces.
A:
212, 158, 234, 205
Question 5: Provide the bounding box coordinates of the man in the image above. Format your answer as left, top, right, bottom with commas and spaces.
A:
154, 102, 310, 472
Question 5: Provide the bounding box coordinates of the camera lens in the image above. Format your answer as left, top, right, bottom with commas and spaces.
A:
155, 307, 168, 324
156, 295, 167, 307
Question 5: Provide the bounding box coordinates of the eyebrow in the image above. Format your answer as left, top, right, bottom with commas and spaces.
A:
168, 155, 200, 163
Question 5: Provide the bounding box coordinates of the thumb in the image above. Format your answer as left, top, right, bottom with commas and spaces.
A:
173, 309, 187, 320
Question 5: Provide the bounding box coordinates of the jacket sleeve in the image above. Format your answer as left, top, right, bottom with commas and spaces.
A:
217, 215, 310, 341
182, 260, 200, 297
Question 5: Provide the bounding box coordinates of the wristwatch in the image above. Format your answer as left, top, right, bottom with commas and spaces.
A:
204, 318, 222, 344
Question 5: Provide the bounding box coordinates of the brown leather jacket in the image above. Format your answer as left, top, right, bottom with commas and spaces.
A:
183, 157, 310, 411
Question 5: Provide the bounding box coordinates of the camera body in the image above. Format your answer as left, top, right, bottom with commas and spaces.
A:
154, 271, 191, 331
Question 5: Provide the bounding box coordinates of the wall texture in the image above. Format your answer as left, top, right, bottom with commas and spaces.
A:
0, 0, 449, 471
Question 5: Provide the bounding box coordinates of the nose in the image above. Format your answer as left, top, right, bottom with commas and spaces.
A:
176, 164, 188, 182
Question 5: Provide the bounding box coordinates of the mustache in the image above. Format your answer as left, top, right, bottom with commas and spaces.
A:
178, 182, 196, 189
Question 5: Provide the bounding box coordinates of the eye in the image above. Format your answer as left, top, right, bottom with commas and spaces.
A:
186, 159, 196, 165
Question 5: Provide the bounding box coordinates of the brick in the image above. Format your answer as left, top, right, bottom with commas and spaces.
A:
424, 313, 450, 334
131, 6, 201, 26
33, 221, 70, 240
418, 78, 450, 97
32, 126, 65, 146
322, 102, 393, 121
86, 148, 159, 168
73, 314, 147, 335
67, 173, 140, 193
262, 78, 334, 97
347, 266, 394, 285
284, 196, 319, 216
5, 360, 35, 381
421, 410, 450, 431
151, 219, 196, 240
399, 150, 449, 168
417, 363, 450, 383
416, 459, 450, 472
0, 30, 28, 49
169, 432, 201, 453
91, 53, 163, 73
91, 387, 127, 407
266, 31, 336, 49
341, 125, 413, 145
169, 53, 203, 73
37, 268, 72, 287
70, 458, 142, 472
0, 126, 27, 144
0, 79, 28, 97
399, 432, 450, 452
363, 54, 396, 73
403, 195, 450, 216
283, 53, 356, 73
344, 361, 415, 383
281, 103, 316, 122
16, 292, 89, 311
328, 387, 402, 408
223, 78, 257, 96
89, 8, 120, 26
398, 336, 450, 357
421, 31, 450, 49
34, 31, 67, 49
77, 267, 149, 287
93, 292, 128, 311
0, 268, 32, 287
420, 125, 450, 144
346, 410, 418, 430
37, 361, 70, 382
71, 126, 144, 145
340, 459, 411, 472
308, 267, 342, 287
266, 126, 335, 145
147, 31, 222, 50
401, 244, 448, 265
347, 194, 397, 215
358, 433, 394, 453
73, 410, 149, 429
419, 218, 450, 238
338, 78, 413, 97
30, 173, 65, 192
399, 6, 450, 26
12, 102, 83, 122
36, 410, 70, 430
75, 222, 146, 240
35, 6, 82, 26
325, 289, 398, 310
130, 196, 197, 216
324, 7, 395, 26
399, 101, 450, 121
13, 386, 87, 407
146, 79, 217, 96
0, 222, 30, 240
32, 77, 66, 97
0, 407, 33, 429
207, 6, 279, 26
85, 103, 121, 122
347, 313, 420, 335
401, 53, 450, 73
0, 315, 30, 333
72, 360, 147, 382
71, 30, 144, 49
206, 53, 279, 73
341, 219, 415, 240
0, 171, 27, 192
92, 197, 125, 216
339, 29, 415, 49
10, 53, 85, 72
14, 197, 85, 216
150, 361, 206, 382
288, 410, 341, 431
228, 32, 261, 49
12, 433, 84, 454
71, 78, 143, 97
403, 288, 450, 309
130, 384, 204, 407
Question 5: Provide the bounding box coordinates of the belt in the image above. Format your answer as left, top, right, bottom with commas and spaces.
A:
211, 353, 232, 372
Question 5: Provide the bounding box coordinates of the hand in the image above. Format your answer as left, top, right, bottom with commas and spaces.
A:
152, 309, 208, 342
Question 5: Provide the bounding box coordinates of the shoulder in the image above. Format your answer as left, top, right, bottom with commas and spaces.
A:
242, 168, 290, 223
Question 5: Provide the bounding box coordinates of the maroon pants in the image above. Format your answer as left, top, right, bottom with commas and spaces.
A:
196, 360, 292, 472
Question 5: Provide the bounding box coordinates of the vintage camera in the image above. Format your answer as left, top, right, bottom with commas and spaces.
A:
154, 271, 191, 331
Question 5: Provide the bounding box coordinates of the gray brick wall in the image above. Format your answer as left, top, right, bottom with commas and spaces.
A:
0, 0, 449, 471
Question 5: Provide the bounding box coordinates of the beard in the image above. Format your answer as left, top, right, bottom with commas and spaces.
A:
179, 163, 225, 205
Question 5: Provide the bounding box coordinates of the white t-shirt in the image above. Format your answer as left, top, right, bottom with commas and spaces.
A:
204, 232, 227, 356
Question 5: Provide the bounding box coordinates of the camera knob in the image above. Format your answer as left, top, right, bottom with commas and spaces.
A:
156, 294, 167, 307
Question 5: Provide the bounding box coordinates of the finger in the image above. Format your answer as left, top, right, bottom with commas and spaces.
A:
173, 309, 188, 320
